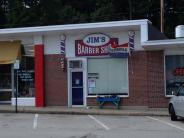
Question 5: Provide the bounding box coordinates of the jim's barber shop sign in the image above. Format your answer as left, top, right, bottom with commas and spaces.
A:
75, 32, 135, 58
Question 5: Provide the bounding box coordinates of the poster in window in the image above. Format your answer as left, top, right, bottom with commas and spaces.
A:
17, 70, 34, 97
88, 87, 94, 94
88, 79, 96, 88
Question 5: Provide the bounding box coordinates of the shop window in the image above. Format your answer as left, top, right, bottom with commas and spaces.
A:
0, 43, 35, 101
165, 55, 184, 96
16, 56, 34, 97
0, 65, 11, 89
0, 64, 12, 101
87, 58, 128, 95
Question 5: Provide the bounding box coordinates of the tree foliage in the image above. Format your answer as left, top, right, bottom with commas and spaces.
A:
0, 0, 184, 38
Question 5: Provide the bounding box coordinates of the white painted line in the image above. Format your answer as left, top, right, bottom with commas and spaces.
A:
146, 116, 184, 131
33, 114, 39, 130
88, 115, 110, 130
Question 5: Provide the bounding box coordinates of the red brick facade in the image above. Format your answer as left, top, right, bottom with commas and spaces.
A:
44, 54, 68, 106
146, 51, 169, 108
87, 51, 169, 108
44, 51, 169, 108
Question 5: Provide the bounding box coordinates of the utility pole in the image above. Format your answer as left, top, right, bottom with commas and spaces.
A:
128, 0, 132, 20
160, 0, 164, 33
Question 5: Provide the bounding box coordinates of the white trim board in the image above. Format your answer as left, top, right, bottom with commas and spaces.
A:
142, 38, 184, 50
0, 19, 150, 35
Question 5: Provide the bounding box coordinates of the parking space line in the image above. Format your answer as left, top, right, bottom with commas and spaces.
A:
146, 116, 184, 131
33, 114, 39, 130
88, 115, 110, 130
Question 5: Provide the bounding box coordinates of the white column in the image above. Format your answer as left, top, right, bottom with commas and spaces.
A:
141, 24, 148, 43
34, 35, 43, 45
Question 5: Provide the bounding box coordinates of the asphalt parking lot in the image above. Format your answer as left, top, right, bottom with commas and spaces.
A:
0, 113, 184, 138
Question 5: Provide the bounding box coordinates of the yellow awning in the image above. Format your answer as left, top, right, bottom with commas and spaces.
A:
0, 41, 21, 64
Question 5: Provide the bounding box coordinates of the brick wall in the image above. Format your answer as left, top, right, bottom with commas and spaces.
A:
126, 51, 148, 106
146, 51, 169, 108
44, 51, 169, 108
44, 54, 68, 106
87, 51, 169, 108
87, 51, 149, 107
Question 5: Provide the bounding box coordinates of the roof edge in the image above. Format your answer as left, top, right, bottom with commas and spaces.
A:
142, 38, 184, 46
0, 19, 151, 35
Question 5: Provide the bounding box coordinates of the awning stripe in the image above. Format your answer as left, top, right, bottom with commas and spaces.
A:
0, 41, 21, 64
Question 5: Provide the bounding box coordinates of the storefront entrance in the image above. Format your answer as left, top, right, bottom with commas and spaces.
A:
0, 41, 35, 106
67, 58, 87, 107
0, 41, 21, 104
72, 72, 83, 105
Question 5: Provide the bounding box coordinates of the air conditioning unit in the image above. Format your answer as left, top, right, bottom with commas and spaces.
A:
175, 25, 184, 38
69, 60, 83, 68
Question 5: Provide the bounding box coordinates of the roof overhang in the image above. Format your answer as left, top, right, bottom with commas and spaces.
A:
0, 19, 151, 36
142, 38, 184, 50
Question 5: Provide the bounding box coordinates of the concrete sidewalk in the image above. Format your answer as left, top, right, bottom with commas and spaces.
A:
0, 105, 169, 116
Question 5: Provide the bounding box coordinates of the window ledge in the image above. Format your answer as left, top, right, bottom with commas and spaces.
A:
0, 89, 12, 92
87, 95, 129, 98
165, 95, 173, 98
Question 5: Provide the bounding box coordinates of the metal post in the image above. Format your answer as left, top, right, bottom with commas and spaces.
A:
160, 0, 164, 33
15, 70, 18, 113
128, 0, 133, 20
13, 60, 19, 113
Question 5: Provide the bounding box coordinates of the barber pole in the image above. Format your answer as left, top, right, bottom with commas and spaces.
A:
128, 31, 135, 54
60, 34, 66, 71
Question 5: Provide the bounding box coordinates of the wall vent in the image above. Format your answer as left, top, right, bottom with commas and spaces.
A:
69, 60, 82, 68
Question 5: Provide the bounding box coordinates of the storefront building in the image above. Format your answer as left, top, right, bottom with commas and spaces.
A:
0, 19, 183, 108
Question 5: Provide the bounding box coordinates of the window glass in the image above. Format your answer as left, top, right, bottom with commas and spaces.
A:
88, 58, 128, 95
178, 87, 184, 96
0, 65, 11, 89
16, 56, 34, 97
0, 64, 12, 101
165, 55, 184, 96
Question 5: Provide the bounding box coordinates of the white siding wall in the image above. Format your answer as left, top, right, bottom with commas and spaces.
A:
0, 30, 142, 55
44, 35, 61, 55
0, 36, 34, 46
44, 30, 142, 56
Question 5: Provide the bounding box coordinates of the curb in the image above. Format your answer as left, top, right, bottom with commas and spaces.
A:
0, 109, 169, 116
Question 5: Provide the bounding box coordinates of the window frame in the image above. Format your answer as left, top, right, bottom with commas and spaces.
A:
87, 57, 129, 97
16, 56, 35, 98
164, 49, 184, 97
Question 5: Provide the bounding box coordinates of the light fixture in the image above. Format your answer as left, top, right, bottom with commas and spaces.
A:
128, 30, 135, 36
60, 34, 66, 41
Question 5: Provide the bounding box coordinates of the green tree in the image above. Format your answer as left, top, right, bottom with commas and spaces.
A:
0, 6, 7, 28
1, 0, 184, 38
164, 0, 184, 37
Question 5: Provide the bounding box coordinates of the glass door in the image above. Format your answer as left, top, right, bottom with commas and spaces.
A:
72, 72, 83, 105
